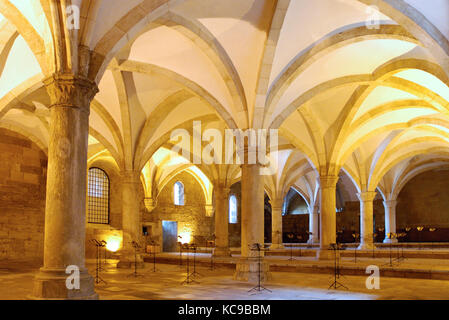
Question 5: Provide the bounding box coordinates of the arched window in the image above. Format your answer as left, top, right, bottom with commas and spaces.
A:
229, 194, 237, 224
87, 168, 110, 224
174, 181, 185, 205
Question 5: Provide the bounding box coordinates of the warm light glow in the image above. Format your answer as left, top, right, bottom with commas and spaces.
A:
106, 236, 121, 252
178, 231, 191, 244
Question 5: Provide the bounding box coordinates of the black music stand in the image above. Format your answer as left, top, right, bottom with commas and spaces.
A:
90, 239, 106, 285
383, 233, 398, 267
296, 235, 303, 257
287, 233, 294, 260
189, 243, 201, 278
248, 243, 271, 294
127, 241, 144, 278
209, 234, 216, 271
328, 243, 347, 290
178, 238, 183, 268
352, 233, 360, 263
181, 243, 198, 285
372, 233, 377, 258
149, 240, 160, 273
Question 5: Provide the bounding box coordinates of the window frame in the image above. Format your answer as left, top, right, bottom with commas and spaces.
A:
87, 167, 110, 225
173, 181, 185, 206
229, 194, 238, 224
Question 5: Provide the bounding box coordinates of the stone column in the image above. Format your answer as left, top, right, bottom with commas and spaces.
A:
317, 176, 338, 260
234, 162, 270, 281
307, 204, 320, 244
213, 184, 231, 256
271, 199, 284, 249
358, 191, 377, 250
383, 200, 398, 243
117, 170, 144, 268
32, 74, 98, 300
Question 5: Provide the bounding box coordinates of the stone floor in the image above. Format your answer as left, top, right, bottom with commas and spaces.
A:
1, 260, 449, 300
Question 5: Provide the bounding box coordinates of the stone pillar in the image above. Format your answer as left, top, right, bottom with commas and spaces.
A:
271, 200, 284, 249
213, 184, 231, 257
32, 74, 98, 300
117, 170, 144, 268
317, 176, 338, 260
383, 200, 398, 243
307, 204, 320, 244
357, 191, 377, 250
234, 162, 270, 282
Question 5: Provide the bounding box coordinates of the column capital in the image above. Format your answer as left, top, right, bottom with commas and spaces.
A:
44, 73, 98, 112
383, 199, 397, 208
357, 191, 377, 202
320, 175, 339, 189
271, 199, 283, 211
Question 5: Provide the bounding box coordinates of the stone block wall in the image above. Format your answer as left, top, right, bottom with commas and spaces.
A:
149, 171, 213, 247
0, 129, 47, 261
397, 169, 449, 229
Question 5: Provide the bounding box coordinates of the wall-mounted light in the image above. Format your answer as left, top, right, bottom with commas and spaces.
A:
106, 236, 121, 252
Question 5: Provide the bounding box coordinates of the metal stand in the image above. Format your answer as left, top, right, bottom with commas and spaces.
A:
190, 243, 201, 278
178, 238, 183, 269
127, 241, 144, 278
181, 244, 198, 285
287, 233, 294, 260
90, 239, 106, 285
248, 243, 271, 294
352, 233, 359, 263
149, 240, 160, 273
296, 235, 302, 257
328, 243, 347, 290
209, 235, 216, 271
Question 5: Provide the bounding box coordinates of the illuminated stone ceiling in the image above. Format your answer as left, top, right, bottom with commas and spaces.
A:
0, 0, 448, 205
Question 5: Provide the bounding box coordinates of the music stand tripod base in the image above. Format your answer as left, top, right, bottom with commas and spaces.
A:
248, 243, 272, 295
328, 244, 348, 291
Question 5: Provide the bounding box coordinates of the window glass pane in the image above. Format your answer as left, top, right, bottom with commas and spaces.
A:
174, 181, 184, 205
87, 168, 110, 224
229, 195, 237, 223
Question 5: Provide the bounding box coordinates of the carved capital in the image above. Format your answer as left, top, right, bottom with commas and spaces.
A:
320, 175, 339, 189
44, 74, 99, 113
357, 191, 377, 203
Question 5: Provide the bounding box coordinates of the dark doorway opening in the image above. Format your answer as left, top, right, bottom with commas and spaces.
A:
162, 221, 178, 252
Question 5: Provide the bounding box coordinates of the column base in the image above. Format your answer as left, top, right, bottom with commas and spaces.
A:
270, 243, 285, 250
30, 267, 98, 300
316, 249, 334, 260
307, 238, 319, 244
383, 238, 398, 244
357, 243, 375, 250
234, 258, 271, 283
213, 247, 232, 257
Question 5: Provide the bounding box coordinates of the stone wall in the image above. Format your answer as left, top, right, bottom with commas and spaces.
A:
0, 129, 47, 261
397, 169, 449, 228
396, 169, 449, 242
149, 171, 213, 248
85, 160, 123, 258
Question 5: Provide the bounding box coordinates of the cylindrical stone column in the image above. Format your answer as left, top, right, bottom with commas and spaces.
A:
32, 74, 98, 299
383, 200, 398, 243
308, 204, 320, 244
213, 184, 231, 256
117, 170, 144, 268
317, 176, 338, 260
358, 191, 377, 250
240, 163, 265, 257
271, 200, 284, 249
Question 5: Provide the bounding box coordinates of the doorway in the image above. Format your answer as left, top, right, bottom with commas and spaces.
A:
162, 221, 178, 252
